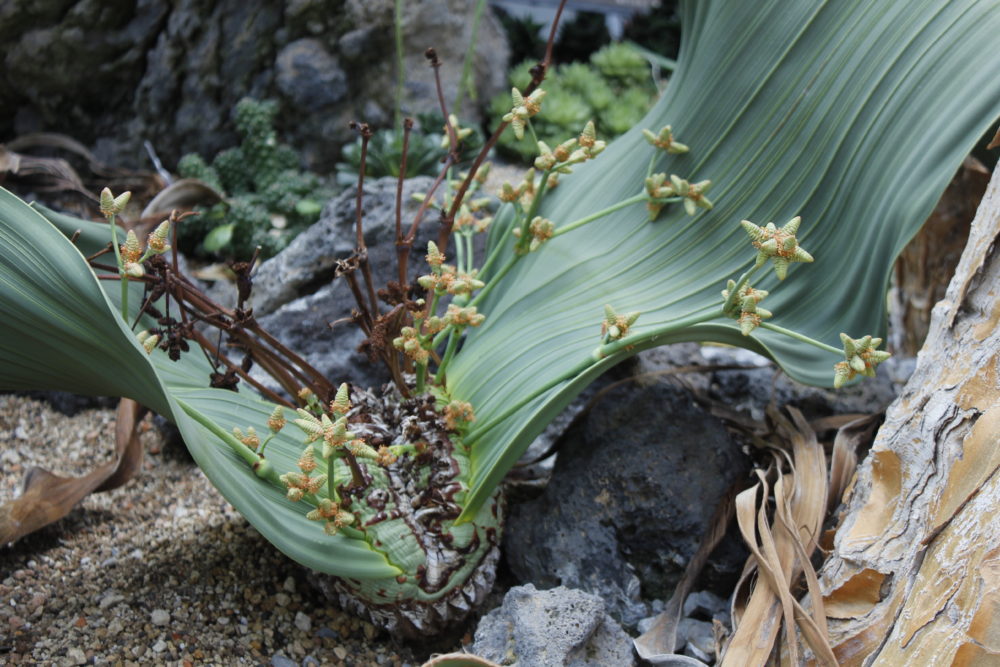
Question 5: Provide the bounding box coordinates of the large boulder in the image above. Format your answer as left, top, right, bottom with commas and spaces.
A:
503, 380, 751, 628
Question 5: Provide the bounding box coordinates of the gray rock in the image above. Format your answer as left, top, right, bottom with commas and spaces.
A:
677, 618, 715, 656
245, 176, 436, 316
682, 590, 728, 622
472, 584, 635, 667
504, 381, 750, 628
294, 610, 312, 632
150, 608, 170, 626
250, 281, 384, 392
0, 0, 509, 171
276, 39, 347, 109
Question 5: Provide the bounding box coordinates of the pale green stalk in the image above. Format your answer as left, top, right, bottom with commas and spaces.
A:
415, 362, 427, 393
721, 265, 760, 313
759, 322, 841, 355
552, 193, 648, 237
434, 329, 461, 380
105, 213, 129, 321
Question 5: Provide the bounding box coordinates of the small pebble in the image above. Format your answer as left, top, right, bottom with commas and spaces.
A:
152, 639, 167, 653
294, 611, 312, 632
100, 593, 124, 609
66, 647, 87, 665
334, 646, 348, 660
275, 593, 291, 607
270, 654, 296, 667
151, 609, 170, 626
283, 577, 296, 593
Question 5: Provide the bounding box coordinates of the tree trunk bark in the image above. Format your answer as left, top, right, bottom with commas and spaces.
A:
819, 164, 1000, 665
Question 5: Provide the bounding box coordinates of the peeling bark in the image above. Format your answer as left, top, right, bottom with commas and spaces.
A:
819, 164, 1000, 665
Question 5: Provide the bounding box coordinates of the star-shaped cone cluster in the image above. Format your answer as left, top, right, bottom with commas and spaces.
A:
601, 304, 640, 341
645, 173, 713, 220
306, 498, 355, 536
740, 216, 814, 280
834, 333, 892, 388
502, 87, 546, 140
642, 125, 689, 154
721, 280, 772, 335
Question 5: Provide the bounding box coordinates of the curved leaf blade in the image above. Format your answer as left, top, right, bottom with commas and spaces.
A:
450, 0, 1000, 519
0, 188, 398, 579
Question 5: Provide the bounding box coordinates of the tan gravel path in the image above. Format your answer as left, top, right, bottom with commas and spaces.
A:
0, 395, 461, 666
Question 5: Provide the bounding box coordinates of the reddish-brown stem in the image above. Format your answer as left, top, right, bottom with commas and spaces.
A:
395, 118, 414, 285
426, 48, 459, 157
233, 335, 312, 399
543, 0, 568, 69
352, 124, 382, 319
343, 451, 366, 489
436, 123, 505, 252
438, 0, 567, 252
187, 327, 293, 407
244, 321, 336, 397
399, 153, 456, 282
87, 244, 114, 262
339, 269, 374, 333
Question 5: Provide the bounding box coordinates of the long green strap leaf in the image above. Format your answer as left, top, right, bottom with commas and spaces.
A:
0, 188, 399, 579
449, 0, 1000, 519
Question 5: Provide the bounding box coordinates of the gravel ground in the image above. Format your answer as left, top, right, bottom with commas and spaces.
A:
0, 394, 466, 666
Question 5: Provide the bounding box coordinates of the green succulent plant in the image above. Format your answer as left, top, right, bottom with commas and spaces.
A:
491, 43, 658, 163
335, 114, 484, 187
176, 97, 334, 260
2, 0, 999, 639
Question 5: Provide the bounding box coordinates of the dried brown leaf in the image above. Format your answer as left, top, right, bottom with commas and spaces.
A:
0, 398, 146, 543
0, 145, 22, 174
723, 478, 786, 667
808, 413, 870, 435
828, 414, 881, 515
722, 409, 837, 666
140, 177, 225, 220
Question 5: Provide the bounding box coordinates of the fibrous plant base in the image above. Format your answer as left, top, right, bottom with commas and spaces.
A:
315, 385, 502, 637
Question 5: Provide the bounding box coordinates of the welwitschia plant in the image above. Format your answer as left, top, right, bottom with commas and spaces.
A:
1, 0, 998, 635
